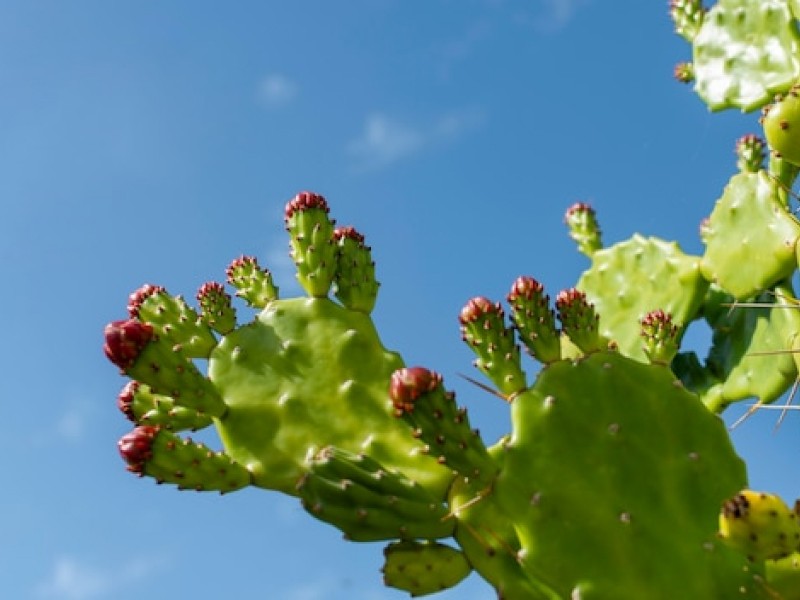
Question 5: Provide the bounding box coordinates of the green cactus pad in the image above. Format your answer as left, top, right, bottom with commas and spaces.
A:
118, 381, 213, 431
209, 296, 453, 497
576, 235, 708, 361
297, 447, 453, 542
766, 552, 800, 600
285, 192, 338, 297
701, 171, 800, 299
692, 0, 800, 112
507, 276, 561, 365
390, 367, 498, 486
333, 226, 379, 314
128, 285, 218, 359
494, 351, 768, 598
700, 284, 800, 412
124, 334, 227, 418
459, 297, 527, 396
226, 255, 279, 309
382, 540, 472, 597
196, 282, 237, 335
118, 426, 252, 492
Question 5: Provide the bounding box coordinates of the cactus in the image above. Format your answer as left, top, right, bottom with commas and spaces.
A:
100, 3, 800, 598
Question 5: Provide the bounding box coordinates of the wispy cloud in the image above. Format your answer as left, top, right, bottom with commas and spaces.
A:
34, 555, 166, 600
532, 0, 590, 31
257, 74, 298, 108
347, 108, 484, 172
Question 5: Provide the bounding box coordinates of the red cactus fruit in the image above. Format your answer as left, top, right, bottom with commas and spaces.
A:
507, 276, 545, 303
103, 319, 154, 370
118, 425, 159, 474
333, 226, 365, 245
117, 381, 140, 422
389, 367, 442, 414
458, 296, 502, 325
127, 284, 165, 318
284, 191, 329, 220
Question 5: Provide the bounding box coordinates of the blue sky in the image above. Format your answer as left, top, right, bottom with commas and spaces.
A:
2, 1, 799, 598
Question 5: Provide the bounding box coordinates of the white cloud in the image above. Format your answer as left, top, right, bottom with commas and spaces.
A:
347, 108, 483, 172
35, 555, 166, 600
533, 0, 590, 30
55, 408, 87, 443
257, 74, 298, 108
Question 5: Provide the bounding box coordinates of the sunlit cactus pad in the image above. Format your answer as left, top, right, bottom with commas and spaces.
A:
691, 0, 800, 111
493, 351, 765, 598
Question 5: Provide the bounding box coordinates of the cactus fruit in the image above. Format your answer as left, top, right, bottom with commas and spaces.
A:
764, 85, 800, 166
737, 134, 767, 173
564, 202, 602, 258
719, 490, 800, 562
382, 541, 472, 597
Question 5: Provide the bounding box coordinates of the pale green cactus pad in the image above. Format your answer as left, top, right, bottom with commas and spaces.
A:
575, 235, 708, 361
701, 171, 800, 299
209, 297, 452, 496
692, 0, 800, 111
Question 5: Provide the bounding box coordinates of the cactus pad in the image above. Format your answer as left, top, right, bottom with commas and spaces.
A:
209, 296, 452, 496
699, 284, 800, 411
575, 234, 708, 361
494, 351, 765, 598
692, 0, 800, 112
700, 171, 800, 299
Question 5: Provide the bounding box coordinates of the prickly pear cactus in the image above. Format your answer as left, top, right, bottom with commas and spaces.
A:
101, 3, 800, 597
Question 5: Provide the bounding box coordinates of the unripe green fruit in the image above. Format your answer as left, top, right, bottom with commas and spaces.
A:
764, 88, 800, 166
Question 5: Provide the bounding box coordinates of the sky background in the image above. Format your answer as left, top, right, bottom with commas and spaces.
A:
3, 1, 800, 598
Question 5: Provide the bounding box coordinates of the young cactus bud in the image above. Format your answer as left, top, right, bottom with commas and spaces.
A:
382, 541, 472, 597
669, 0, 705, 42
296, 447, 453, 542
196, 282, 236, 335
103, 319, 226, 417
127, 284, 217, 359
673, 61, 695, 84
763, 86, 800, 167
735, 134, 766, 173
284, 191, 337, 297
459, 297, 526, 396
118, 425, 251, 492
719, 490, 800, 561
389, 367, 498, 485
332, 226, 379, 314
225, 255, 279, 309
555, 288, 604, 354
507, 276, 561, 364
564, 202, 602, 257
117, 381, 214, 432
103, 319, 155, 371
640, 309, 680, 366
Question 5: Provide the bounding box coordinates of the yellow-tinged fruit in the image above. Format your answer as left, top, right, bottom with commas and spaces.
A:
719, 490, 800, 561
